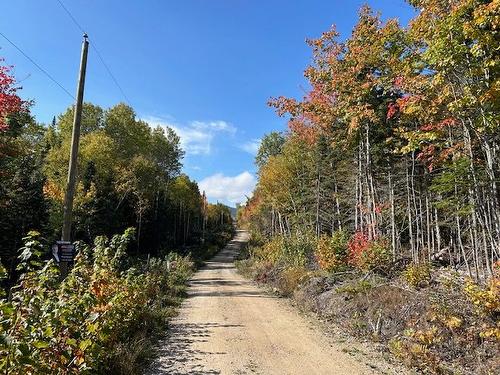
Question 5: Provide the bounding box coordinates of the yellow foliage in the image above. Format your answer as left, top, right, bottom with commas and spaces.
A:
464, 276, 500, 316
255, 236, 285, 263
444, 316, 463, 330
403, 263, 432, 288
43, 180, 64, 202
388, 338, 404, 357
479, 322, 500, 341
314, 231, 348, 272
278, 266, 309, 296
407, 326, 441, 346
74, 182, 97, 209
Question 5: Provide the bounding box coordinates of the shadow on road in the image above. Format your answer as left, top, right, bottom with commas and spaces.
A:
149, 230, 269, 374
189, 289, 273, 298
151, 322, 243, 375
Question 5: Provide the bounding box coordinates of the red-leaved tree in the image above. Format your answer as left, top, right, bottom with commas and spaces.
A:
0, 58, 26, 132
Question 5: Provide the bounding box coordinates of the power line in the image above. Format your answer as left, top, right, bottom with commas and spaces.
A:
56, 0, 86, 34
90, 43, 132, 106
0, 30, 75, 100
55, 0, 132, 106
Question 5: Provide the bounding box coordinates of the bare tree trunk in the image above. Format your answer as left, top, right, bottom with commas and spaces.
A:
434, 208, 441, 256
271, 209, 275, 237
278, 211, 284, 235
365, 125, 376, 240
406, 158, 415, 262
389, 171, 396, 259
425, 194, 431, 261
355, 145, 362, 231
410, 152, 420, 260
316, 173, 321, 238
334, 180, 342, 231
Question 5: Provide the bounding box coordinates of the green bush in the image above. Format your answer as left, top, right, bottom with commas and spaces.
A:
254, 236, 284, 263
282, 235, 314, 268
0, 229, 194, 374
255, 234, 314, 268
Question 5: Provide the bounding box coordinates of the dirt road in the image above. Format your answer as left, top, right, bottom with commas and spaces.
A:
149, 230, 389, 375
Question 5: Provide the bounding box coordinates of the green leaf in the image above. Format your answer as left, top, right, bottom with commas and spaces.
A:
79, 339, 92, 351
43, 326, 53, 337
0, 303, 15, 316
33, 340, 50, 349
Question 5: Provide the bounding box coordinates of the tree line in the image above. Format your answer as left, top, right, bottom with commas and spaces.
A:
0, 61, 233, 286
0, 54, 235, 372
240, 0, 499, 279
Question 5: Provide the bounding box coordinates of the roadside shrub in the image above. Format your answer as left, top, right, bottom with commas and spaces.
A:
0, 229, 194, 374
315, 230, 349, 272
282, 235, 314, 268
464, 275, 500, 317
277, 266, 309, 296
404, 263, 432, 288
249, 230, 266, 247
347, 231, 391, 272
389, 326, 442, 374
463, 273, 500, 341
387, 270, 500, 374
335, 279, 373, 297
256, 236, 285, 264
255, 234, 313, 268
253, 261, 277, 284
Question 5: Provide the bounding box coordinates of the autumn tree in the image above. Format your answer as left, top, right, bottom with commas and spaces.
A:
0, 58, 47, 282
243, 1, 499, 279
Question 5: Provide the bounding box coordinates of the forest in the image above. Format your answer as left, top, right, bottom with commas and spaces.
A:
0, 92, 234, 281
0, 58, 233, 372
1, 0, 499, 373
238, 0, 499, 373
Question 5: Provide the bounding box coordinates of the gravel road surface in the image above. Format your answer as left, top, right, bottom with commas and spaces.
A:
149, 230, 393, 375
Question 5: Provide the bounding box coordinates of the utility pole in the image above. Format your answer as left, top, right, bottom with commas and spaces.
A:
60, 34, 89, 277
201, 191, 207, 244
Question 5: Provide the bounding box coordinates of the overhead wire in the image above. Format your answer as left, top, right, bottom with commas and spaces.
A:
55, 0, 132, 106
56, 0, 86, 34
0, 30, 75, 100
90, 43, 132, 106
2, 1, 135, 112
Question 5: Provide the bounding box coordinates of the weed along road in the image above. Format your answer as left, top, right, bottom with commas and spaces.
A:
149, 230, 383, 375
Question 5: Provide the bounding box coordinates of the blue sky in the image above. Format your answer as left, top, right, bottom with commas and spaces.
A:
1, 0, 415, 206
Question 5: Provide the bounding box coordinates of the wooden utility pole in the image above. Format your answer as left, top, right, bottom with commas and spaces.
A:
60, 34, 89, 276
202, 191, 207, 243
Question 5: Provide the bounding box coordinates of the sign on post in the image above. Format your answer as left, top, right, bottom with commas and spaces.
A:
53, 241, 75, 264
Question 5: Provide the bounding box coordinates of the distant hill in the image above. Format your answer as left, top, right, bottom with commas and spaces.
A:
228, 206, 237, 219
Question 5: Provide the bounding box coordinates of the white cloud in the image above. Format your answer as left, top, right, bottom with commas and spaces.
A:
144, 116, 236, 155
169, 124, 213, 155
240, 139, 261, 155
192, 120, 236, 135
199, 171, 256, 206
